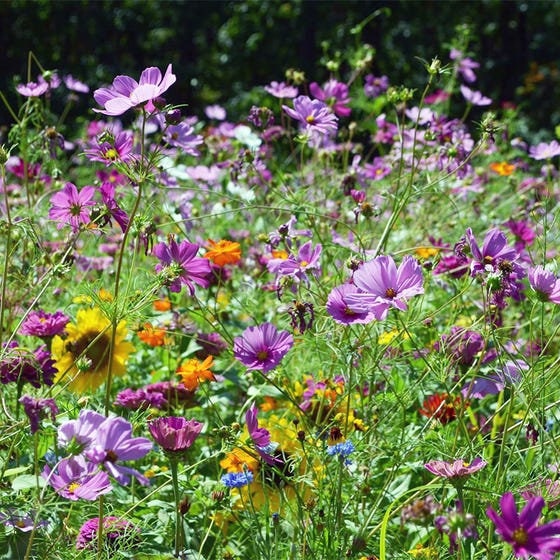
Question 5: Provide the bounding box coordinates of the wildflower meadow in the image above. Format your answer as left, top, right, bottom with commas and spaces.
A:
3, 22, 560, 560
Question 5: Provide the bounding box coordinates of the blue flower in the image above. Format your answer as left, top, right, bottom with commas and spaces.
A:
221, 471, 254, 488
326, 440, 355, 458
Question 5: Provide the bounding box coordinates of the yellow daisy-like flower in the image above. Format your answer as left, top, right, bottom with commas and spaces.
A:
51, 307, 134, 393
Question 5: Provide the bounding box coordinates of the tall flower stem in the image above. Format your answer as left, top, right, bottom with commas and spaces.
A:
169, 457, 185, 558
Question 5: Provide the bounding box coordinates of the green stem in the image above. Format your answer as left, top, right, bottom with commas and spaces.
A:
169, 458, 184, 558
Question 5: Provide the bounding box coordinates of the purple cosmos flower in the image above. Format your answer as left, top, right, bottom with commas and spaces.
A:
16, 81, 49, 97
506, 219, 536, 251
245, 405, 281, 466
528, 266, 560, 303
85, 416, 152, 486
450, 48, 480, 83
63, 74, 89, 93
345, 255, 424, 321
164, 122, 203, 155
204, 104, 226, 120
0, 509, 47, 532
364, 74, 389, 98
465, 227, 521, 278
487, 492, 560, 559
19, 395, 58, 434
76, 516, 138, 550
148, 416, 203, 454
233, 323, 294, 373
99, 182, 130, 233
0, 342, 57, 387
49, 182, 96, 232
326, 284, 375, 325
282, 95, 338, 135
529, 141, 560, 160
424, 457, 487, 478
221, 471, 254, 488
435, 500, 478, 553
267, 241, 322, 290
462, 359, 528, 399
19, 310, 69, 338
436, 327, 485, 366
309, 79, 351, 117
114, 387, 169, 410
153, 238, 211, 295
84, 130, 134, 165
93, 64, 176, 116
58, 409, 105, 451
264, 81, 298, 99
42, 456, 112, 500
460, 85, 492, 106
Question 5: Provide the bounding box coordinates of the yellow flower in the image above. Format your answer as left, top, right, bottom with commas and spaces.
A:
52, 307, 134, 393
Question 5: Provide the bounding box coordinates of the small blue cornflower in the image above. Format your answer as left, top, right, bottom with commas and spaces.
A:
326, 440, 355, 459
221, 471, 254, 489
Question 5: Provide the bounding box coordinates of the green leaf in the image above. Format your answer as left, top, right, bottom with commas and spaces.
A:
11, 474, 45, 491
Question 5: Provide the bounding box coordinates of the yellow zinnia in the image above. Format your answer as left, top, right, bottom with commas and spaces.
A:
51, 307, 134, 393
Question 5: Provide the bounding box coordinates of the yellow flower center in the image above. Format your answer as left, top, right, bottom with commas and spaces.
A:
512, 527, 528, 545
305, 115, 316, 124
104, 148, 119, 160
67, 482, 81, 494
257, 350, 269, 361
385, 287, 397, 298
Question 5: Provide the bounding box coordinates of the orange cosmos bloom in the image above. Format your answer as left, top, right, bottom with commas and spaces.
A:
204, 239, 241, 266
137, 322, 167, 347
177, 355, 215, 391
153, 298, 171, 312
489, 161, 516, 176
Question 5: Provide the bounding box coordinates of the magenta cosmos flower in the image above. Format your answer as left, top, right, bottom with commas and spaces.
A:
465, 227, 521, 277
282, 95, 338, 135
345, 255, 424, 321
424, 457, 487, 478
528, 266, 560, 303
49, 182, 96, 232
233, 323, 294, 373
76, 516, 138, 550
153, 238, 211, 295
148, 416, 203, 454
460, 85, 492, 106
309, 79, 351, 117
487, 492, 560, 559
93, 64, 176, 116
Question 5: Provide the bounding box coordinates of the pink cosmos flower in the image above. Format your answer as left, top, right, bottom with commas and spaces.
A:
245, 405, 282, 466
345, 255, 424, 321
309, 79, 351, 117
450, 48, 480, 83
49, 182, 96, 232
528, 266, 560, 303
164, 122, 203, 155
19, 394, 59, 434
460, 85, 492, 106
282, 95, 338, 135
148, 416, 203, 455
233, 323, 294, 373
93, 64, 176, 116
264, 81, 298, 99
63, 74, 90, 93
84, 130, 134, 165
487, 492, 560, 559
424, 457, 487, 478
16, 81, 49, 97
153, 238, 211, 295
529, 140, 560, 160
76, 516, 138, 550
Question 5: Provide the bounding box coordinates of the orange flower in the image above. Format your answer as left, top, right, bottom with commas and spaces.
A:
177, 355, 215, 391
490, 161, 516, 176
137, 322, 167, 347
415, 246, 439, 259
271, 249, 288, 259
204, 239, 241, 266
153, 298, 171, 312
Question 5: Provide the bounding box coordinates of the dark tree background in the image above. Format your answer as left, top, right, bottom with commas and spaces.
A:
0, 0, 559, 130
